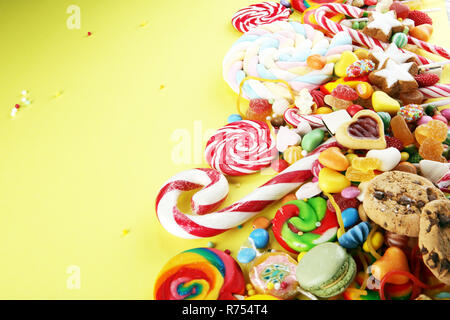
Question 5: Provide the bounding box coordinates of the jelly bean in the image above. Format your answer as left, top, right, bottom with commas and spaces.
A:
249, 229, 269, 249
363, 231, 384, 252
307, 54, 326, 70
318, 147, 349, 171
371, 247, 410, 285
301, 129, 325, 152
400, 152, 409, 162
415, 120, 447, 145
237, 247, 257, 264
252, 217, 271, 230
319, 167, 351, 193
416, 115, 433, 126
247, 99, 272, 121
335, 51, 358, 78
355, 82, 374, 99
283, 146, 303, 165
228, 114, 243, 123
377, 112, 391, 131
441, 108, 450, 121
347, 104, 364, 117
366, 148, 401, 171
341, 186, 360, 199
390, 115, 415, 146
372, 91, 400, 114
410, 24, 433, 42
316, 106, 333, 114
341, 208, 360, 228
338, 222, 371, 249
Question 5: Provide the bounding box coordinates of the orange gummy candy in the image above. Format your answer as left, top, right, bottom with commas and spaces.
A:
418, 137, 446, 162
345, 166, 376, 182
352, 157, 381, 172
414, 120, 447, 145
390, 115, 415, 146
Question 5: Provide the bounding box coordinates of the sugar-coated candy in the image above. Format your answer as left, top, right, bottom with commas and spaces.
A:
334, 51, 359, 78
324, 94, 353, 110
341, 208, 360, 228
249, 229, 269, 249
331, 85, 359, 101
372, 91, 400, 114
247, 99, 272, 121
371, 247, 410, 285
347, 104, 364, 117
390, 115, 415, 146
366, 148, 401, 171
414, 120, 447, 145
318, 168, 351, 193
385, 136, 404, 151
338, 222, 371, 249
228, 114, 243, 123
346, 59, 375, 78
398, 104, 423, 123
345, 166, 375, 182
238, 247, 257, 264
355, 82, 374, 99
283, 146, 303, 165
362, 231, 384, 252
419, 137, 445, 162
301, 129, 325, 152
414, 73, 439, 88
341, 186, 360, 199
352, 157, 381, 172
318, 147, 349, 171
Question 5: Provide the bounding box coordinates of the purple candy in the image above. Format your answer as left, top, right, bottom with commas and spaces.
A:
341, 186, 360, 199
441, 108, 450, 121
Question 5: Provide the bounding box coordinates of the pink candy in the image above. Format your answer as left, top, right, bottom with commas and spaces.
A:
341, 186, 360, 199
417, 115, 433, 126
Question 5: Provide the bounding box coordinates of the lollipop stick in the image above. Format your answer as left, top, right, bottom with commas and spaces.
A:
421, 98, 450, 108
418, 60, 450, 70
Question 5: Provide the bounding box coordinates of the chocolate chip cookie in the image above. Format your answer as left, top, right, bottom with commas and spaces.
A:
363, 171, 446, 237
419, 200, 450, 285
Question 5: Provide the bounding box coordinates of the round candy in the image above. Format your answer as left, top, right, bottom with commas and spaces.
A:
249, 252, 299, 299
398, 104, 424, 123
237, 247, 257, 264
272, 197, 339, 253
249, 228, 270, 249
205, 120, 276, 176
346, 59, 375, 78
341, 186, 360, 199
228, 114, 243, 123
231, 2, 291, 33
341, 207, 359, 228
391, 32, 408, 48
154, 248, 245, 300
223, 22, 353, 102
253, 216, 271, 229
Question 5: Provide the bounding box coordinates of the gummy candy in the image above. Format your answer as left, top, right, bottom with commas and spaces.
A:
414, 120, 447, 145
345, 166, 375, 182
418, 137, 446, 162
390, 115, 415, 146
355, 82, 374, 99
331, 85, 359, 101
385, 136, 404, 151
352, 157, 382, 172
247, 99, 272, 121
324, 95, 353, 110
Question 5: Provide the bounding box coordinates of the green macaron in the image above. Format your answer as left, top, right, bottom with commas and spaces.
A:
295, 242, 356, 298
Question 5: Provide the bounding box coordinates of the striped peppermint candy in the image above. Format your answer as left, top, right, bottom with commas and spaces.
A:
418, 84, 450, 99
284, 107, 325, 128
155, 154, 318, 239
205, 120, 277, 176
231, 1, 291, 33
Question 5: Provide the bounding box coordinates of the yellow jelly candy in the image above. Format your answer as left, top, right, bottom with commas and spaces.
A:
318, 167, 351, 193
345, 166, 375, 182
356, 82, 374, 99
316, 106, 333, 114
372, 91, 400, 114
334, 51, 358, 78
352, 157, 382, 172
414, 120, 448, 145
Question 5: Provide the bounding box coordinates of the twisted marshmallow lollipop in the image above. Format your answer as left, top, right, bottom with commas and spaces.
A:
154, 248, 245, 300
223, 21, 353, 102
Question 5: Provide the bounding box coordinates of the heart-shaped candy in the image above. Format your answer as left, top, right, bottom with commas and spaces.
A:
335, 110, 387, 150
276, 126, 301, 153
371, 247, 410, 285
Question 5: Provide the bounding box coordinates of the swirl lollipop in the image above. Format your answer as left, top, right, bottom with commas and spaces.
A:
231, 1, 291, 33
154, 248, 245, 300
205, 120, 277, 176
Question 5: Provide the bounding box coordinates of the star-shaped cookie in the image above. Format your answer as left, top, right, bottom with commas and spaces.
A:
363, 11, 404, 43
369, 43, 416, 70
368, 59, 418, 95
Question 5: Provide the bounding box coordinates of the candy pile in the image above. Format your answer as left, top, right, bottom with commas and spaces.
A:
154, 0, 450, 301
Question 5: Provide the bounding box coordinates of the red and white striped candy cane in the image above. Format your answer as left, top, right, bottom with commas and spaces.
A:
284, 108, 325, 128
407, 36, 450, 60
155, 153, 319, 239
418, 84, 450, 99
314, 4, 432, 65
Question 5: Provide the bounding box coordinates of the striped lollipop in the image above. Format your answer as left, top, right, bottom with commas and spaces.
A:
231, 1, 291, 33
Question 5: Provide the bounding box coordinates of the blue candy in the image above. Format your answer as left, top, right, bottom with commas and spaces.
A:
227, 114, 242, 123
249, 228, 269, 249
338, 222, 371, 249
341, 208, 359, 228
237, 247, 256, 264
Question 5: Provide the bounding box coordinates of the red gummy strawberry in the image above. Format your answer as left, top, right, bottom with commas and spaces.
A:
385, 136, 404, 151
310, 89, 325, 107
331, 84, 359, 101
414, 73, 439, 87
408, 10, 433, 26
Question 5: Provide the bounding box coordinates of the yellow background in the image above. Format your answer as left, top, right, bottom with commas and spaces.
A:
0, 0, 449, 299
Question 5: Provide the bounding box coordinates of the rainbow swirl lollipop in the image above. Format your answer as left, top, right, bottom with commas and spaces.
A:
154, 248, 245, 300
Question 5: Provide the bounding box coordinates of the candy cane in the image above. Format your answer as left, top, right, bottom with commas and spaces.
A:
418, 84, 450, 99
407, 36, 450, 60
156, 153, 320, 239
284, 107, 325, 128
313, 4, 433, 65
